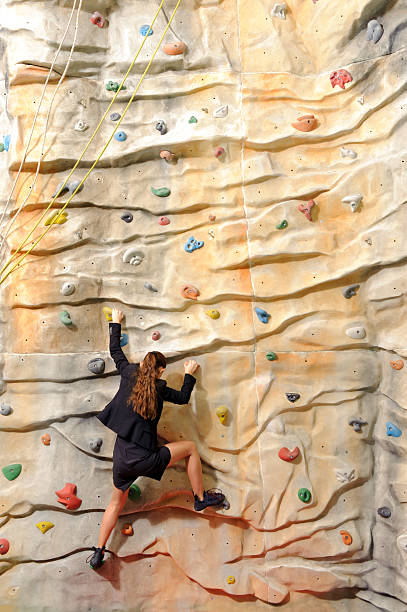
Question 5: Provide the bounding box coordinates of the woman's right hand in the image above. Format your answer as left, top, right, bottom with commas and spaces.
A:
184, 360, 199, 375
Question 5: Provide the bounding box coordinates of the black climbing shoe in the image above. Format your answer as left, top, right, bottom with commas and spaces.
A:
86, 545, 111, 569
194, 488, 226, 511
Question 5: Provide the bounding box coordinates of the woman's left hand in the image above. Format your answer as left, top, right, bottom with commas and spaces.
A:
111, 307, 124, 323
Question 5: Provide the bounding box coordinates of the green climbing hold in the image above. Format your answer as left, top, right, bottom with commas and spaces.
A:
128, 483, 141, 501
151, 186, 171, 197
2, 464, 22, 481
298, 488, 311, 503
59, 310, 73, 326
276, 220, 288, 230
0, 143, 4, 153
188, 116, 198, 123
266, 352, 277, 361
106, 81, 126, 92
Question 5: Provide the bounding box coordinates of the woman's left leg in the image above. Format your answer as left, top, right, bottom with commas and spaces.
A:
97, 485, 129, 548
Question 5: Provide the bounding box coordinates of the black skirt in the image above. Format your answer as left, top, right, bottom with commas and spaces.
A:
112, 435, 171, 492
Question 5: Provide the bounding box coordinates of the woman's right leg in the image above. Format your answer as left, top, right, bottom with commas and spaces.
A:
164, 441, 204, 501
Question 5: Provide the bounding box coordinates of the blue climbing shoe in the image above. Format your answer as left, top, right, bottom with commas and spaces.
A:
86, 546, 110, 569
194, 488, 226, 511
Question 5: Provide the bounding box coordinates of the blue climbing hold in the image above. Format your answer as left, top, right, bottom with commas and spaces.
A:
3, 135, 10, 151
120, 333, 129, 347
184, 236, 204, 253
140, 25, 153, 36
386, 422, 402, 437
255, 307, 271, 324
114, 131, 127, 142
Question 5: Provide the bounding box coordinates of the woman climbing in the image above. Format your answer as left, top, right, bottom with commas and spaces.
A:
87, 306, 226, 569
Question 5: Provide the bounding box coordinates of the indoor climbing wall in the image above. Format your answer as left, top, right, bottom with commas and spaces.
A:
1, 0, 407, 610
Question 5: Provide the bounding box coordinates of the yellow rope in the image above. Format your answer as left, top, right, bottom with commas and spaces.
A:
0, 0, 181, 285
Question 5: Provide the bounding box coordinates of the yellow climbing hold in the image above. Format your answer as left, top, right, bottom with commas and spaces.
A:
36, 521, 54, 534
227, 576, 235, 584
103, 307, 112, 322
216, 406, 228, 425
205, 309, 220, 320
44, 211, 68, 226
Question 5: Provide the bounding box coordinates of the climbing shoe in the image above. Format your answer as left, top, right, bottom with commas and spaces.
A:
86, 545, 111, 570
194, 488, 226, 511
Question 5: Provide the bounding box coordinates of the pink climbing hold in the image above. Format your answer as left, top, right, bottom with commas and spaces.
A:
278, 446, 300, 462
160, 150, 177, 163
55, 483, 82, 510
214, 146, 225, 159
158, 216, 170, 226
91, 11, 105, 28
298, 199, 315, 221
152, 331, 161, 341
330, 69, 353, 89
0, 538, 9, 555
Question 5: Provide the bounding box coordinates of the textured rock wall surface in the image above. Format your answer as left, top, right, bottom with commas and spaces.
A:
0, 0, 407, 610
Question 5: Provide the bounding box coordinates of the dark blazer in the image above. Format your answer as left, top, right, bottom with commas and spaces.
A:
97, 322, 196, 450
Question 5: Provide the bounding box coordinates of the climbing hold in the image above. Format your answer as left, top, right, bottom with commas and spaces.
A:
0, 539, 10, 555
298, 488, 311, 503
45, 211, 68, 226
89, 438, 103, 452
110, 112, 121, 121
52, 180, 83, 198
152, 331, 161, 341
340, 146, 357, 159
41, 433, 51, 446
390, 360, 404, 370
59, 310, 72, 326
162, 41, 186, 55
213, 105, 228, 118
121, 212, 133, 223
55, 483, 82, 510
144, 282, 158, 292
0, 143, 4, 152
286, 393, 300, 403
188, 116, 198, 124
151, 186, 171, 197
74, 120, 88, 132
298, 200, 315, 221
128, 483, 141, 501
0, 404, 12, 416
278, 447, 299, 462
340, 530, 352, 545
342, 194, 363, 213
3, 135, 9, 151
87, 358, 105, 375
209, 214, 216, 222
292, 115, 317, 132
122, 248, 144, 266
114, 131, 127, 142
121, 523, 133, 536
216, 406, 228, 425
357, 96, 365, 105
160, 150, 177, 163
90, 11, 105, 28
120, 334, 128, 347
386, 422, 402, 438
330, 69, 353, 89
106, 81, 126, 92
181, 284, 200, 300
2, 464, 22, 481
155, 120, 167, 135
271, 2, 287, 19
348, 418, 367, 432
102, 307, 112, 322
184, 236, 204, 252
140, 24, 153, 36
366, 20, 384, 44
67, 180, 83, 196
334, 468, 355, 483
61, 282, 75, 296
202, 107, 209, 113
343, 284, 360, 299
205, 309, 220, 319
397, 534, 407, 553
255, 307, 271, 324
377, 506, 391, 518
345, 326, 366, 340
158, 216, 170, 226
214, 146, 225, 159
266, 352, 277, 361
227, 576, 235, 584
276, 220, 288, 229
36, 521, 54, 534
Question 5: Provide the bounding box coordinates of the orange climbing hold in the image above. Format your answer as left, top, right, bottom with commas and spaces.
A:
121, 523, 133, 536
291, 114, 317, 132
391, 360, 404, 370
163, 41, 186, 55
181, 284, 199, 300
340, 530, 352, 545
41, 433, 51, 446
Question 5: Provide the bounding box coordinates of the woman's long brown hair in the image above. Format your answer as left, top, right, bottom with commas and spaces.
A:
126, 351, 167, 419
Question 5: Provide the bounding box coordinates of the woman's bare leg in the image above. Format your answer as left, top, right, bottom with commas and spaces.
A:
97, 485, 129, 548
164, 441, 204, 500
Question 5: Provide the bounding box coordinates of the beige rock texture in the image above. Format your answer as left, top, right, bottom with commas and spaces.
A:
0, 0, 407, 610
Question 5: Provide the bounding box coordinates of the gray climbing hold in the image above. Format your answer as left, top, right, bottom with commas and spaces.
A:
286, 393, 300, 403
377, 506, 391, 518
343, 284, 360, 299
52, 180, 83, 198
346, 326, 366, 340
110, 113, 121, 121
144, 282, 158, 292
213, 105, 228, 118
348, 418, 367, 432
59, 310, 72, 326
342, 194, 363, 213
122, 248, 144, 266
271, 2, 287, 19
155, 120, 167, 135
87, 358, 105, 375
74, 120, 88, 132
61, 282, 75, 296
89, 438, 103, 452
121, 212, 133, 223
0, 404, 12, 416
340, 147, 357, 159
366, 20, 384, 44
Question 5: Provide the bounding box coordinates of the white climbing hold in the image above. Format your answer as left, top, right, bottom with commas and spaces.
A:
74, 120, 88, 132
122, 248, 145, 266
271, 2, 287, 19
357, 96, 365, 105
334, 468, 356, 483
345, 326, 366, 340
213, 105, 228, 118
340, 146, 357, 159
342, 194, 363, 213
397, 534, 407, 554
61, 282, 75, 296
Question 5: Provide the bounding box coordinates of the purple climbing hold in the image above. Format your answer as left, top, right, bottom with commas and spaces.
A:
377, 506, 391, 518
121, 212, 133, 223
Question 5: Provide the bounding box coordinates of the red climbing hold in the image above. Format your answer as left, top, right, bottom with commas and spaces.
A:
152, 331, 161, 341
158, 216, 170, 226
0, 538, 9, 554
298, 199, 315, 221
214, 146, 225, 159
330, 69, 353, 89
91, 11, 105, 28
55, 483, 82, 510
278, 446, 299, 462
